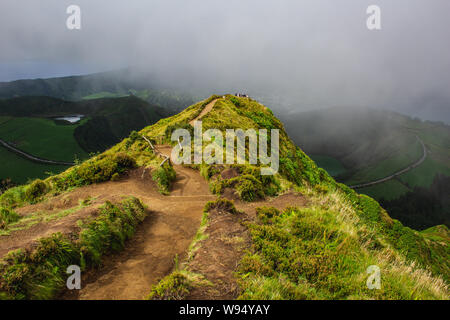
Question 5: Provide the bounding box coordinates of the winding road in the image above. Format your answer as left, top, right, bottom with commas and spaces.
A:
0, 138, 74, 166
350, 135, 427, 189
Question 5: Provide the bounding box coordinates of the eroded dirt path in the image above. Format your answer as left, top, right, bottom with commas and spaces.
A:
189, 99, 218, 126
185, 192, 308, 300
64, 165, 215, 300
0, 147, 216, 300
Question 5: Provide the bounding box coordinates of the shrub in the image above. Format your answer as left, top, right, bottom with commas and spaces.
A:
256, 207, 280, 224
0, 186, 26, 208
146, 271, 191, 300
204, 198, 237, 214
79, 198, 147, 267
0, 207, 20, 228
231, 175, 265, 202
125, 130, 142, 149
152, 163, 177, 195
24, 179, 48, 203
0, 233, 79, 300
53, 152, 136, 191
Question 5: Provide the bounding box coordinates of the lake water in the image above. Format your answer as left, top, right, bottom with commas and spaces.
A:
55, 115, 84, 123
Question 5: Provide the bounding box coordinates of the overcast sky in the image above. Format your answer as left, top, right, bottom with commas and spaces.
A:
1, 0, 449, 120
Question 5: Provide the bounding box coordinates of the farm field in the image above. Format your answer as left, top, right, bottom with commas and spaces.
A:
344, 137, 423, 186
0, 146, 68, 184
82, 92, 129, 100
0, 116, 88, 162
310, 155, 346, 177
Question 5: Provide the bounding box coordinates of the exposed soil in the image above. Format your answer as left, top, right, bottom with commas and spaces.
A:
220, 168, 240, 180
0, 153, 216, 300
184, 191, 308, 300
189, 99, 217, 126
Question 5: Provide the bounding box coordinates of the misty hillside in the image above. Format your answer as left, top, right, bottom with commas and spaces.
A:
0, 69, 196, 113
282, 107, 450, 229
0, 95, 448, 300
0, 95, 173, 184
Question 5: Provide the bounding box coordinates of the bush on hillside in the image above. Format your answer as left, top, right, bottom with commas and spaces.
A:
0, 197, 147, 300
152, 163, 177, 195
52, 152, 136, 191
24, 179, 49, 203
0, 207, 20, 229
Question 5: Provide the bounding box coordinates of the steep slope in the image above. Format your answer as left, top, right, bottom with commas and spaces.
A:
0, 95, 448, 300
282, 107, 450, 230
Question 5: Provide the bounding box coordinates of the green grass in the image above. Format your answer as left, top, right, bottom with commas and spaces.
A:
0, 117, 88, 162
238, 200, 449, 300
310, 155, 347, 177
0, 198, 94, 236
0, 146, 68, 184
399, 156, 450, 188
358, 179, 411, 201
345, 137, 423, 185
0, 152, 137, 209
0, 197, 147, 300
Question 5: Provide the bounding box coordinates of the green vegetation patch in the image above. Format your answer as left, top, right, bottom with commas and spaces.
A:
50, 152, 136, 192
238, 205, 448, 300
0, 207, 20, 229
152, 162, 177, 195
310, 155, 347, 177
0, 146, 69, 184
0, 197, 147, 300
209, 165, 280, 202
0, 117, 88, 162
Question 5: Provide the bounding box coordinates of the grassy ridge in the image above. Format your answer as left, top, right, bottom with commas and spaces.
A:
133, 95, 449, 296
1, 95, 448, 299
238, 200, 448, 299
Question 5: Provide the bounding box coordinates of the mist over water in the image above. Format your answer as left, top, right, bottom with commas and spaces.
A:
1, 0, 449, 122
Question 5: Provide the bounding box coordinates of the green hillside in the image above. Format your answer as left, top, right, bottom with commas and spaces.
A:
0, 116, 88, 162
0, 147, 68, 184
0, 69, 196, 112
0, 96, 172, 184
282, 107, 450, 229
1, 95, 447, 300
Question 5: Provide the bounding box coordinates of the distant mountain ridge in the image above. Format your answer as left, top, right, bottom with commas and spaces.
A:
0, 69, 196, 113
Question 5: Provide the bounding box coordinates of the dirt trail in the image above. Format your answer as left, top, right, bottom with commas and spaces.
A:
185, 192, 308, 300
189, 99, 217, 126
0, 146, 216, 300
